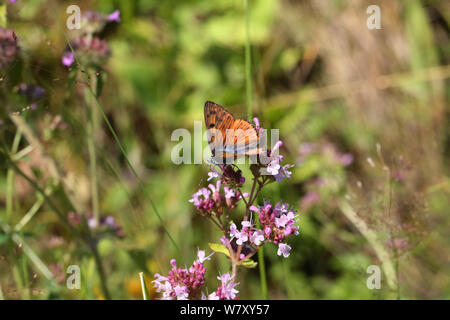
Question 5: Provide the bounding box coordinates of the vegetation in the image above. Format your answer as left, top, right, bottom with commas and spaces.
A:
0, 0, 449, 299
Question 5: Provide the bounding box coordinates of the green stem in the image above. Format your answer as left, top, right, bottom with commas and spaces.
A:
257, 240, 268, 299
62, 30, 179, 252
89, 240, 111, 300
139, 272, 150, 300
2, 148, 111, 298
86, 71, 100, 223
245, 0, 252, 120
6, 129, 22, 222
6, 169, 14, 221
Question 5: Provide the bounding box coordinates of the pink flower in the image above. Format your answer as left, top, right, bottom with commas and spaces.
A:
174, 285, 189, 300
197, 249, 213, 263
62, 51, 74, 66
230, 223, 248, 245
266, 157, 281, 175
253, 117, 260, 130
300, 191, 320, 210
277, 243, 291, 258
223, 187, 235, 199
339, 153, 354, 166
274, 163, 294, 182
207, 292, 220, 300
215, 273, 239, 300
250, 230, 265, 246
107, 10, 121, 22
275, 211, 296, 228
207, 170, 219, 181
251, 200, 299, 247
152, 250, 210, 299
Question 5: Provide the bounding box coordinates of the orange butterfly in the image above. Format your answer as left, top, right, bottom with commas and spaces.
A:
204, 101, 264, 164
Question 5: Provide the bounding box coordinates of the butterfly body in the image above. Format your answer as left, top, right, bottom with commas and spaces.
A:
204, 101, 263, 164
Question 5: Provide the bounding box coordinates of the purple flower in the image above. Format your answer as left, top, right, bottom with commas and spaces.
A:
63, 36, 111, 68
339, 153, 354, 166
0, 27, 20, 70
61, 51, 74, 66
207, 292, 220, 300
253, 117, 260, 129
266, 157, 281, 175
189, 187, 214, 215
230, 222, 248, 245
107, 10, 121, 22
153, 250, 210, 300
274, 163, 294, 182
174, 285, 188, 300
84, 214, 125, 238
250, 230, 265, 246
88, 217, 98, 229
277, 243, 291, 258
18, 83, 46, 102
300, 191, 320, 210
190, 179, 245, 215
299, 142, 315, 155
258, 140, 294, 182
223, 187, 235, 199
81, 10, 120, 34
386, 237, 409, 251
197, 249, 213, 263
215, 273, 239, 300
207, 169, 219, 181
250, 200, 299, 247
275, 211, 296, 228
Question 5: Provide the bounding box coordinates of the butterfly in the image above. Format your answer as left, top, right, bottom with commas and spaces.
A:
204, 101, 264, 164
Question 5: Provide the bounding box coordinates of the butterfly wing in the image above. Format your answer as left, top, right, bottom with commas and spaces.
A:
204, 101, 234, 158
204, 101, 263, 164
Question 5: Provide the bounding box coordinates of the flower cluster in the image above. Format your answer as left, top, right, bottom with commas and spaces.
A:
17, 83, 46, 102
154, 113, 299, 300
221, 201, 299, 258
62, 9, 120, 68
87, 214, 126, 238
0, 26, 20, 70
208, 165, 246, 187
205, 273, 239, 300
229, 221, 265, 247
81, 10, 121, 35
189, 180, 248, 216
298, 142, 353, 167
67, 211, 125, 238
263, 141, 294, 182
251, 118, 294, 182
62, 36, 111, 68
250, 201, 299, 257
153, 250, 239, 300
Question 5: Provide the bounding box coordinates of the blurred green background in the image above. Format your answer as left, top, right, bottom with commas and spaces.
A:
0, 0, 449, 299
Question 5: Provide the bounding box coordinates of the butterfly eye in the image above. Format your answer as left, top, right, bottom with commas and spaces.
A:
209, 124, 215, 128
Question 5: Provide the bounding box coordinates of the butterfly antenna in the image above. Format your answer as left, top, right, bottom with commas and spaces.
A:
231, 163, 240, 171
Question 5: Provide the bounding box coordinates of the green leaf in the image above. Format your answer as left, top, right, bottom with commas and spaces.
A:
0, 4, 7, 28
208, 243, 231, 258
0, 232, 9, 245
96, 71, 105, 98
240, 258, 258, 268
